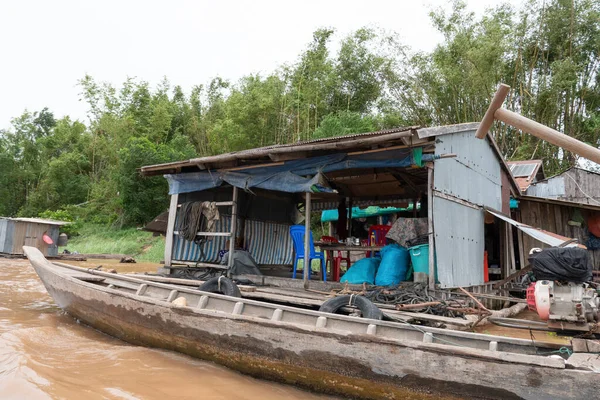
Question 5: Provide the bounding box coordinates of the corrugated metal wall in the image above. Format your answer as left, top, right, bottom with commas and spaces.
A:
433, 132, 502, 208
526, 176, 566, 199
526, 169, 600, 205
0, 219, 10, 253
433, 131, 502, 288
172, 215, 294, 265
433, 197, 485, 287
0, 220, 59, 256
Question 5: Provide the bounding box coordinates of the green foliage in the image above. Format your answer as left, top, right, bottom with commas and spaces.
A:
67, 224, 164, 262
1, 0, 599, 227
312, 111, 377, 139
38, 209, 82, 237
117, 135, 196, 225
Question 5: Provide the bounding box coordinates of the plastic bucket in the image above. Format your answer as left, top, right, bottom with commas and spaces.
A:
409, 244, 436, 283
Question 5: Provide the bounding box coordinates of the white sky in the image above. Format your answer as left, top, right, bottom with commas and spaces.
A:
0, 0, 520, 129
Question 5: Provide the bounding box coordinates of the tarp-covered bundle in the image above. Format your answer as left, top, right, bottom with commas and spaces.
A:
165, 148, 435, 195
530, 247, 593, 283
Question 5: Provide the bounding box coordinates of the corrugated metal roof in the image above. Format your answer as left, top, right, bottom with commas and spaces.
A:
140, 126, 419, 175
1, 217, 70, 226
255, 126, 416, 149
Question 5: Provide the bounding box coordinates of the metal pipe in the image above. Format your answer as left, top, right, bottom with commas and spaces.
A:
303, 192, 311, 289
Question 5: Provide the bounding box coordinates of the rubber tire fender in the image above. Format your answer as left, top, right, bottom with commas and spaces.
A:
198, 276, 242, 298
318, 295, 383, 320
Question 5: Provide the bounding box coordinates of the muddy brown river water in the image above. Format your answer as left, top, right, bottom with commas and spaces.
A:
0, 258, 335, 400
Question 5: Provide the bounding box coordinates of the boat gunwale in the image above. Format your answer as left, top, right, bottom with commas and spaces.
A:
24, 246, 569, 369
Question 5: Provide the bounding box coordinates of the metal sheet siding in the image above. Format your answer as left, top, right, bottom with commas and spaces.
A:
433, 196, 485, 288
0, 219, 9, 253
526, 176, 566, 199
47, 225, 60, 256
0, 220, 59, 256
173, 216, 294, 265
11, 221, 27, 254
433, 131, 502, 210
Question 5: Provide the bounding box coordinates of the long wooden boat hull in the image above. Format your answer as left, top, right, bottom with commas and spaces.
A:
24, 246, 599, 400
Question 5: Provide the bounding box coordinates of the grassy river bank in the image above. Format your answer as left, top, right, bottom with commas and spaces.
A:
66, 224, 165, 263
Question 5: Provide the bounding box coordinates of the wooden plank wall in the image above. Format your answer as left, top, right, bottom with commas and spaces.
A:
518, 199, 600, 268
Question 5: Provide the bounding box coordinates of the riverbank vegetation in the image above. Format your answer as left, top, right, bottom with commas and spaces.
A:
1, 0, 598, 233
67, 225, 165, 262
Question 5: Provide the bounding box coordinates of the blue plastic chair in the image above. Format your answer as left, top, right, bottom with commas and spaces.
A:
289, 225, 326, 281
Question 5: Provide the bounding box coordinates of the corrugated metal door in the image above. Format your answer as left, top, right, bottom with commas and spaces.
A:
433, 196, 485, 288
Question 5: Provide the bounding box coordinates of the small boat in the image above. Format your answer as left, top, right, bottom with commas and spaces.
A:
24, 246, 600, 400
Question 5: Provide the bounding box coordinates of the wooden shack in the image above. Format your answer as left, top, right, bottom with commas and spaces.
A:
511, 167, 600, 267
0, 217, 68, 257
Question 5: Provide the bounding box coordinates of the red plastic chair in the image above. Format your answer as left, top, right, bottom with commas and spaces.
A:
366, 225, 391, 257
321, 236, 351, 281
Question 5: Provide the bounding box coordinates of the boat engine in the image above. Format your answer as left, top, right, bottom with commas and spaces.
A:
527, 281, 600, 331
526, 247, 598, 332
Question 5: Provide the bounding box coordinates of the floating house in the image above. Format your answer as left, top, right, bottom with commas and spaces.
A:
141, 123, 583, 290
0, 217, 68, 256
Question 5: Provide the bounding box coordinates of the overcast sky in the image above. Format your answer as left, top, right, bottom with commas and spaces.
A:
0, 0, 520, 130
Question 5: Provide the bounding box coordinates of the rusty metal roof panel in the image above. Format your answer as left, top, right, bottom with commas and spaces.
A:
140, 126, 419, 175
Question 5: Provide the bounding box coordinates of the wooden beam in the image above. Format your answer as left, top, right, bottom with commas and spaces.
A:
164, 193, 179, 267
174, 231, 232, 237
390, 170, 421, 194
433, 190, 480, 210
495, 108, 600, 164
493, 265, 532, 289
475, 84, 510, 139
347, 144, 410, 156
427, 166, 436, 288
223, 161, 284, 171
268, 152, 307, 162
477, 83, 600, 165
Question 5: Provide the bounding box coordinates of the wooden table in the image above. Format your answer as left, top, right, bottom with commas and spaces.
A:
315, 243, 385, 281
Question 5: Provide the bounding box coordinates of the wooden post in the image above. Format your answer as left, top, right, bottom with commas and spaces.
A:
227, 186, 238, 277
303, 192, 311, 289
164, 193, 179, 267
475, 84, 510, 139
427, 166, 436, 288
507, 223, 516, 274
347, 197, 353, 237
517, 229, 526, 270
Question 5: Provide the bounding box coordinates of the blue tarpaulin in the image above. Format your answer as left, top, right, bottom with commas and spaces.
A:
165, 148, 435, 195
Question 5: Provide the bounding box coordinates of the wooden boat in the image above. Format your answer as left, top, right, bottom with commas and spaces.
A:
24, 246, 600, 400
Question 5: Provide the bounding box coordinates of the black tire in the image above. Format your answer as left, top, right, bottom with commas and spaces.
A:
318, 295, 383, 320
198, 276, 242, 298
